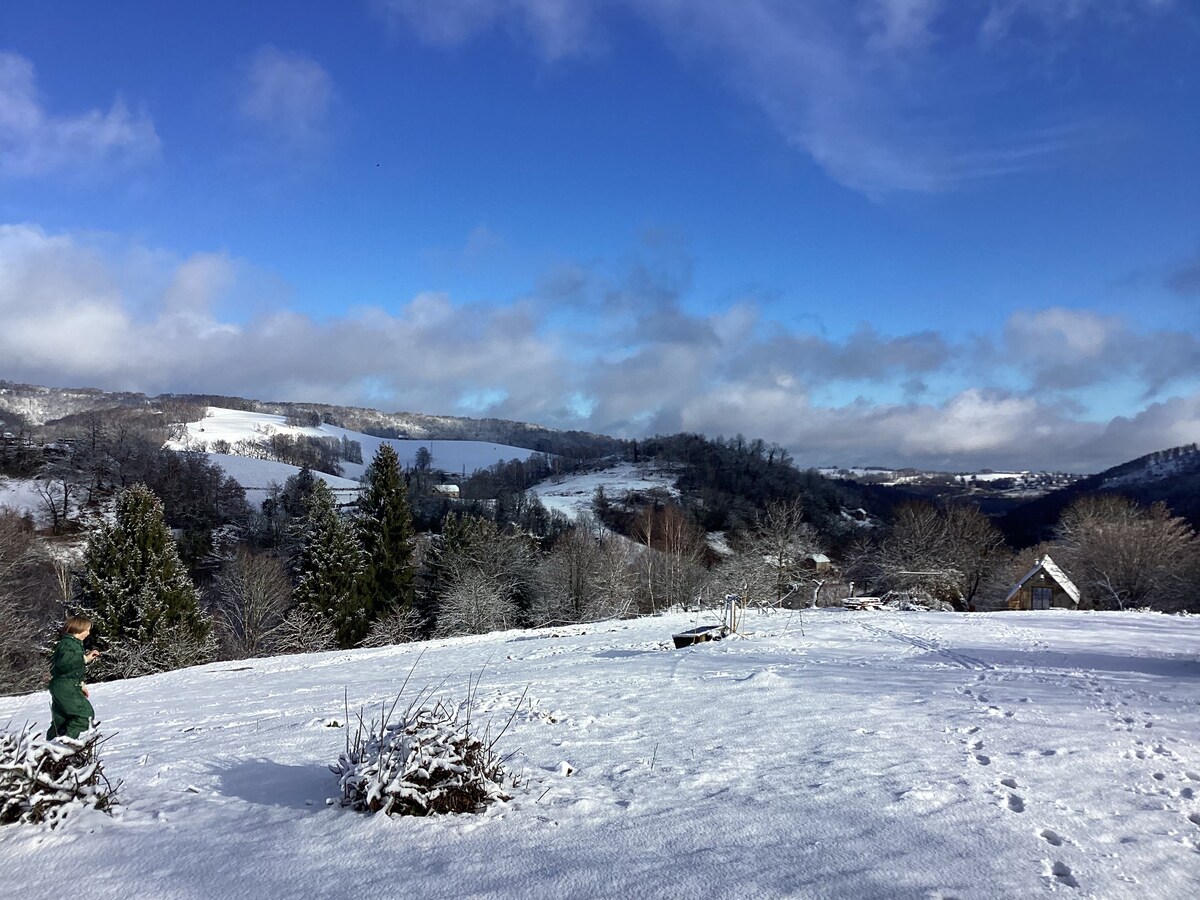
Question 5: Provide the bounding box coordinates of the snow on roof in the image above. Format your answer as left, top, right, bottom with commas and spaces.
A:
807, 553, 831, 564
1004, 554, 1081, 605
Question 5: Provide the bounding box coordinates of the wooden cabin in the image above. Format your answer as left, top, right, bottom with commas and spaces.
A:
801, 553, 833, 574
1005, 555, 1081, 610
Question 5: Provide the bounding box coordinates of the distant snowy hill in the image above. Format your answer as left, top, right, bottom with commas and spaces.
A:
527, 462, 680, 521
2, 609, 1198, 898
0, 381, 152, 426
1098, 444, 1200, 490
169, 407, 547, 483
0, 381, 624, 458
1001, 443, 1200, 547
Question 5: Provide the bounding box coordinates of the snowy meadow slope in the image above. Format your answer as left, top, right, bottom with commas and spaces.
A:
2, 610, 1199, 900
167, 407, 545, 481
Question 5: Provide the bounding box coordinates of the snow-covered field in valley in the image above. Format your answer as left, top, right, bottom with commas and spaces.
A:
202, 453, 363, 508
0, 475, 46, 521
3, 609, 1199, 899
528, 462, 679, 521
167, 407, 544, 481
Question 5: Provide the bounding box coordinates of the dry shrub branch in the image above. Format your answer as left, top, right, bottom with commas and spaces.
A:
333, 671, 522, 817
0, 724, 118, 827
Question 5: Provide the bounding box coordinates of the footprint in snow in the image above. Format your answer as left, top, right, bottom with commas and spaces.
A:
1006, 793, 1025, 813
1000, 777, 1018, 789
1045, 861, 1079, 889
1188, 812, 1200, 828
1039, 828, 1063, 846
975, 754, 991, 766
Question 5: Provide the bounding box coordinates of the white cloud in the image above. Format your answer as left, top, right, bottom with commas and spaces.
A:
0, 52, 160, 178
1001, 307, 1200, 395
5, 223, 1200, 472
240, 47, 335, 151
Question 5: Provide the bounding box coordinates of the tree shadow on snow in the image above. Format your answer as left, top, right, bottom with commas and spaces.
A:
592, 648, 663, 659
211, 758, 334, 811
948, 648, 1200, 680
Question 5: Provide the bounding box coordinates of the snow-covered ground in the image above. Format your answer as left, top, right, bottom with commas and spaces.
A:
3, 609, 1199, 899
527, 461, 679, 521
167, 407, 545, 481
203, 453, 363, 509
0, 475, 46, 521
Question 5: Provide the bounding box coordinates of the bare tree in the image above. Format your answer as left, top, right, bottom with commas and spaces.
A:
632, 504, 707, 612
874, 502, 1008, 610
1057, 495, 1198, 610
437, 565, 520, 636
0, 512, 59, 694
592, 535, 638, 620
34, 461, 79, 534
534, 528, 602, 626
734, 500, 822, 608
943, 505, 1010, 609
534, 529, 637, 626
272, 607, 338, 654
213, 549, 292, 658
360, 606, 425, 647
433, 517, 536, 636
99, 622, 219, 679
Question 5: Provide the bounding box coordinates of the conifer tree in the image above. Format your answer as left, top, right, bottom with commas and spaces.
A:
356, 444, 416, 623
81, 483, 211, 677
293, 480, 366, 648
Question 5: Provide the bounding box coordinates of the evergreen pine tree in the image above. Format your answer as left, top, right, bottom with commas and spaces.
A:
293, 481, 366, 648
357, 444, 416, 623
80, 483, 212, 677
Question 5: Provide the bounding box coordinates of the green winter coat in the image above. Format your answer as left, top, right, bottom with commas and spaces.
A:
47, 635, 94, 740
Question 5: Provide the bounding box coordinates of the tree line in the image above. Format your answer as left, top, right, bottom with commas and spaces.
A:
4, 405, 1200, 698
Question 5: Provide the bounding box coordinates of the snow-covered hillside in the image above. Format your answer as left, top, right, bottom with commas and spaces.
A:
203, 453, 363, 508
3, 609, 1198, 898
167, 407, 547, 481
527, 462, 679, 521
1100, 445, 1200, 490
0, 476, 46, 521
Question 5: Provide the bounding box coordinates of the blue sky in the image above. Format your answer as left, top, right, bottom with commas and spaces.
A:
2, 0, 1200, 471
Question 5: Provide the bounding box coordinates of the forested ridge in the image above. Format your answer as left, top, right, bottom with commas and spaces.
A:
4, 385, 1200, 701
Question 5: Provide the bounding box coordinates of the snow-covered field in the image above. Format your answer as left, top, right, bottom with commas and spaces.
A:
528, 462, 679, 521
168, 407, 543, 481
203, 453, 363, 508
3, 609, 1199, 899
0, 475, 46, 521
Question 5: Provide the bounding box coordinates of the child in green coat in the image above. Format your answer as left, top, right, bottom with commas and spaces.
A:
47, 615, 101, 740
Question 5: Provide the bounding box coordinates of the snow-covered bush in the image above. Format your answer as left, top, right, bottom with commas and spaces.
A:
359, 606, 424, 647
333, 693, 513, 817
0, 725, 117, 827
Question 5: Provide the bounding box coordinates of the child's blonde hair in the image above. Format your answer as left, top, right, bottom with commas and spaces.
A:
64, 615, 92, 636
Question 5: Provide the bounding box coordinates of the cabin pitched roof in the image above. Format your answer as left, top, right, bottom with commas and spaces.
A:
1004, 554, 1081, 605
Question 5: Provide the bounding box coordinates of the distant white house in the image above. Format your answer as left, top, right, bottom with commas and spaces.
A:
432, 484, 460, 500
1005, 555, 1081, 610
